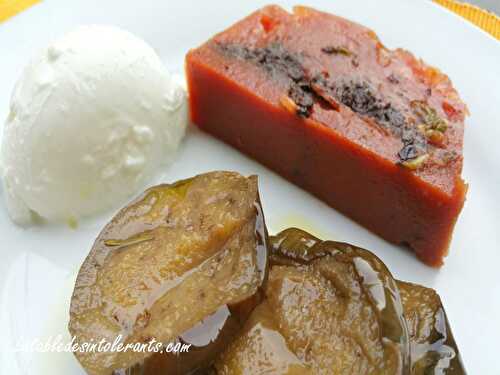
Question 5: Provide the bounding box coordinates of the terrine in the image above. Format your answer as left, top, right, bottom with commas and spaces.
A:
185, 5, 468, 266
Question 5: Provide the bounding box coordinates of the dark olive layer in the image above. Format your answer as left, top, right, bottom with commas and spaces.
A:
217, 41, 452, 164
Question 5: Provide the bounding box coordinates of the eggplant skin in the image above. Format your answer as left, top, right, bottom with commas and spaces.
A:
211, 228, 466, 375
398, 282, 466, 375
69, 171, 268, 375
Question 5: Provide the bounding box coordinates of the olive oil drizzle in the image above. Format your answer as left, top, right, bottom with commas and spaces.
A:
104, 234, 155, 249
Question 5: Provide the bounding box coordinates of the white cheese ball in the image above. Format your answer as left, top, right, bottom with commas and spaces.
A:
1, 25, 187, 225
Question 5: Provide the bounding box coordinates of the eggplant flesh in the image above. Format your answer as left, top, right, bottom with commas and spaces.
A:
214, 301, 313, 375
212, 228, 465, 375
69, 172, 268, 375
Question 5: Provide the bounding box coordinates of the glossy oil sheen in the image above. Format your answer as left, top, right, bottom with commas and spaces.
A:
69, 172, 268, 375
270, 227, 411, 374
115, 195, 269, 375
270, 228, 466, 374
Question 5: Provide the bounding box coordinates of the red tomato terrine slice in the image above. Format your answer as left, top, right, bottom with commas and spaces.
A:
185, 5, 468, 266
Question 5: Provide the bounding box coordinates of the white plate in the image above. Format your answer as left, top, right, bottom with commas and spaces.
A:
0, 0, 499, 373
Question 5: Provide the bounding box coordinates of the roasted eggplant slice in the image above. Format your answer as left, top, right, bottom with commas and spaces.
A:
69, 171, 268, 375
269, 228, 410, 374
213, 228, 465, 375
271, 228, 465, 374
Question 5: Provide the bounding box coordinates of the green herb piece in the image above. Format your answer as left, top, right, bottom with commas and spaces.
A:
104, 234, 154, 248
400, 154, 429, 170
321, 45, 352, 56
411, 100, 448, 133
